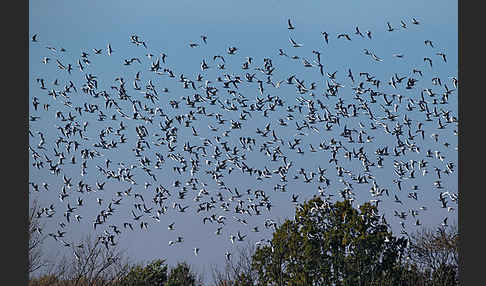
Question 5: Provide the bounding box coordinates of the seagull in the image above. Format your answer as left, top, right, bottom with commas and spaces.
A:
227, 46, 238, 54
337, 33, 351, 41
237, 231, 247, 241
287, 19, 295, 30
366, 30, 372, 39
289, 37, 302, 47
441, 217, 448, 227
291, 194, 299, 203
215, 227, 223, 235
424, 57, 433, 67
424, 40, 434, 48
321, 32, 329, 44
451, 77, 458, 88
201, 60, 209, 71
107, 43, 113, 56
412, 17, 420, 25
436, 52, 447, 62
168, 222, 175, 230
371, 53, 383, 62
74, 251, 80, 261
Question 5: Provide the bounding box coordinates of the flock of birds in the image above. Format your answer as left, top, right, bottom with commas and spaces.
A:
29, 17, 457, 262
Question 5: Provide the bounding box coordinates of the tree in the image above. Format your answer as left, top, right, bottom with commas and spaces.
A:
408, 224, 459, 285
166, 262, 201, 286
29, 199, 48, 275
49, 234, 131, 286
251, 197, 408, 286
212, 242, 258, 286
116, 259, 168, 286
393, 262, 430, 286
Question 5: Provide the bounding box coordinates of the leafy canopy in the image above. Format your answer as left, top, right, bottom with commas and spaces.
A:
251, 197, 408, 286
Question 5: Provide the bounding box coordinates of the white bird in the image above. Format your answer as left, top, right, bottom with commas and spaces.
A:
237, 231, 247, 241
441, 217, 448, 227
168, 222, 175, 230
287, 18, 295, 30
289, 37, 302, 48
371, 53, 383, 62
451, 77, 458, 88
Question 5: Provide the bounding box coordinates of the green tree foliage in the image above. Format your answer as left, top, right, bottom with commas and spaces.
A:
166, 262, 199, 286
251, 197, 408, 286
231, 273, 256, 286
116, 259, 168, 286
392, 262, 430, 286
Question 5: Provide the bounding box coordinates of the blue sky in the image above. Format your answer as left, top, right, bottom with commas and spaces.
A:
29, 0, 458, 280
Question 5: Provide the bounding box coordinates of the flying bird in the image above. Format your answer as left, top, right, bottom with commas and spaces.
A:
287, 19, 295, 30
289, 37, 302, 47
337, 33, 351, 41
321, 31, 329, 44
